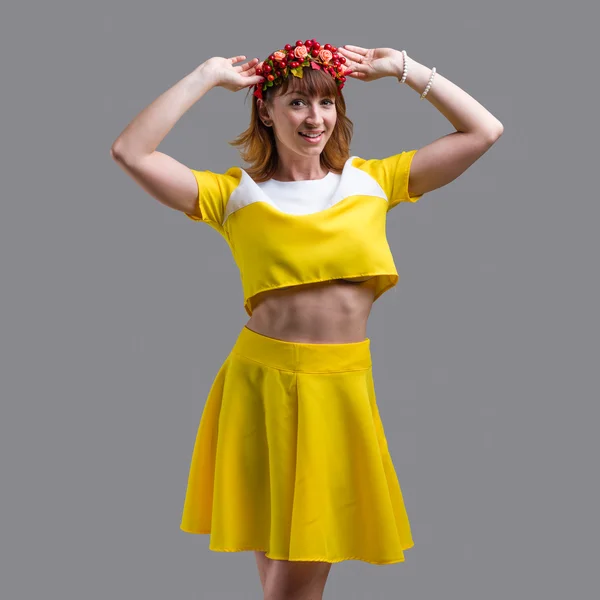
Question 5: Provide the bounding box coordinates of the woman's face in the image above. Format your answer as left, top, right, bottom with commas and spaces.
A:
261, 89, 337, 157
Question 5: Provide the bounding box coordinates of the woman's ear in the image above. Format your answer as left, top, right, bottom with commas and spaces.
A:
257, 99, 271, 126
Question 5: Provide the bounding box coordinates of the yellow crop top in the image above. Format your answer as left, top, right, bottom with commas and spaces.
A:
184, 150, 423, 316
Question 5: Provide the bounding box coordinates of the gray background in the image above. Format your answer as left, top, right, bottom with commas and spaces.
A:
1, 0, 598, 598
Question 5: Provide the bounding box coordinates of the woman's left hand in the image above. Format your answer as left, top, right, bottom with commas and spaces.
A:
336, 45, 403, 82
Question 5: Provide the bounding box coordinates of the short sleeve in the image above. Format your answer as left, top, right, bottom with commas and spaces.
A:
184, 166, 241, 236
356, 149, 423, 211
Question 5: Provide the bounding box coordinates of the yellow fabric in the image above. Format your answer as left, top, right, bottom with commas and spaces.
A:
180, 325, 414, 565
184, 151, 423, 316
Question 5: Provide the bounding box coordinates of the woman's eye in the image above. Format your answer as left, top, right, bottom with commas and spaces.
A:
291, 99, 334, 106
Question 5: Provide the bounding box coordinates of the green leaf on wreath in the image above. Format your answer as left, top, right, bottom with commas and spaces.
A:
267, 80, 273, 87
290, 67, 303, 78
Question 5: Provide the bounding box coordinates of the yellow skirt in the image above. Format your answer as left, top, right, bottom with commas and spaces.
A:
180, 325, 414, 565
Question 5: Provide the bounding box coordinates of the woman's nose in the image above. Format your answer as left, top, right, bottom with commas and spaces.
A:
309, 102, 326, 114
305, 108, 324, 124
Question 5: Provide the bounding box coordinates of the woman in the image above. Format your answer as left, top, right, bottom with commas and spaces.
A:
111, 39, 503, 600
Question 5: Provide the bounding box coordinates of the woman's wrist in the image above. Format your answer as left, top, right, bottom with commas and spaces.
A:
393, 53, 435, 94
390, 50, 407, 80
188, 65, 220, 91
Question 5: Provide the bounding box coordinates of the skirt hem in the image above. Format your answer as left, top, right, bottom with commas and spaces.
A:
180, 526, 414, 565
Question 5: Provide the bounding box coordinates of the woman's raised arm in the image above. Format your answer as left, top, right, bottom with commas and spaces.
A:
110, 57, 262, 216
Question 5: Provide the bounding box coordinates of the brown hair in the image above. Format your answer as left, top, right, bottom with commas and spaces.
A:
228, 68, 354, 183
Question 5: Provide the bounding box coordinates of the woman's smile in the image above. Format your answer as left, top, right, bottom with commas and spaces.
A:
299, 131, 324, 143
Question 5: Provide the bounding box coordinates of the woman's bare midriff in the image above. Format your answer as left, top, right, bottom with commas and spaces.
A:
245, 276, 378, 344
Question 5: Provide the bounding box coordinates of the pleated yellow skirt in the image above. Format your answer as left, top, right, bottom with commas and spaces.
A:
180, 325, 414, 565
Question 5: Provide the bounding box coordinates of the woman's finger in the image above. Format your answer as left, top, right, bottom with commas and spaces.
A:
347, 70, 367, 80
341, 44, 368, 55
238, 58, 259, 72
242, 66, 261, 78
228, 55, 246, 63
341, 56, 364, 71
338, 47, 365, 63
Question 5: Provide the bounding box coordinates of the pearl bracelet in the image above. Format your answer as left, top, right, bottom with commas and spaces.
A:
420, 67, 437, 100
398, 49, 409, 84
398, 49, 437, 100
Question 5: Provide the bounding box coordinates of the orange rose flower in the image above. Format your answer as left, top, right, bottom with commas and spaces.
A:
294, 45, 308, 60
318, 49, 333, 64
273, 51, 286, 62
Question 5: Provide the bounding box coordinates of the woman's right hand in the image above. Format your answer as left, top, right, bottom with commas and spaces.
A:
197, 56, 264, 92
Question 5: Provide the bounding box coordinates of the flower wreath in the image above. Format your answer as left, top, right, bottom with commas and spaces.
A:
253, 39, 351, 101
